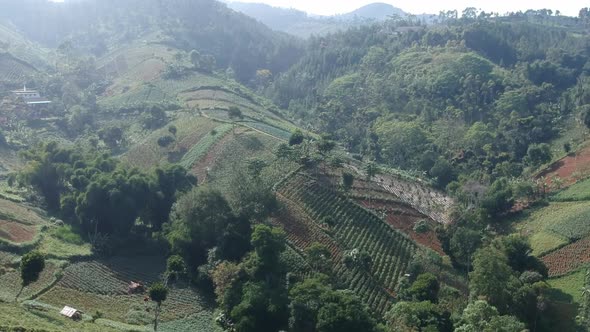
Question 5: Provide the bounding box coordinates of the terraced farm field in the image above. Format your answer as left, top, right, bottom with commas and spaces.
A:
275, 173, 418, 314
36, 255, 216, 328
552, 177, 590, 201
516, 201, 590, 255
0, 53, 38, 82
205, 130, 296, 192
537, 144, 590, 187
0, 261, 61, 302
542, 236, 590, 277
122, 115, 221, 169
0, 199, 46, 225
0, 219, 36, 243
318, 171, 445, 254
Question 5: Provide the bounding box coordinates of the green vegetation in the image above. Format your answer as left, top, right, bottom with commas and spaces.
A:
516, 201, 590, 254
548, 269, 586, 303
2, 1, 590, 331
179, 124, 232, 169
552, 177, 590, 201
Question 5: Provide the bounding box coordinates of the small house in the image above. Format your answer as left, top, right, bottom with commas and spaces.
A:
60, 306, 81, 320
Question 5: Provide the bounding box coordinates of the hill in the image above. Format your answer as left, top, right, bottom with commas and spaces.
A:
0, 0, 303, 84
0, 3, 590, 332
227, 1, 410, 38
339, 2, 406, 21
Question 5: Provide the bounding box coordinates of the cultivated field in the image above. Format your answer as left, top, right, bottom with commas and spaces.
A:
516, 201, 590, 255
275, 172, 418, 315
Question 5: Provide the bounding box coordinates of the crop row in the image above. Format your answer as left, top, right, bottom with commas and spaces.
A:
58, 261, 129, 295
546, 202, 590, 241
277, 174, 416, 311
542, 236, 590, 277
0, 261, 59, 302
179, 124, 233, 169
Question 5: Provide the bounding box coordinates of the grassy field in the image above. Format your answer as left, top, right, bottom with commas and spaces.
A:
552, 177, 590, 201
549, 268, 586, 303
0, 260, 62, 302
0, 301, 121, 332
515, 201, 590, 255
122, 115, 221, 169
38, 229, 93, 260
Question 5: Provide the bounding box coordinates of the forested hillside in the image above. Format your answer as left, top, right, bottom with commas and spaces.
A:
1, 1, 590, 332
226, 2, 408, 38
0, 0, 303, 83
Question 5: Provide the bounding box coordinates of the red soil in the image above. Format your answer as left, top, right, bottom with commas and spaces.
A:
0, 220, 35, 243
191, 128, 245, 184
537, 145, 590, 186
542, 236, 590, 277
358, 200, 445, 255
272, 194, 342, 260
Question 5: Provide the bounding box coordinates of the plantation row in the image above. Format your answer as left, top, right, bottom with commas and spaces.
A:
58, 261, 129, 295
277, 174, 417, 296
272, 196, 342, 260
273, 194, 395, 315
58, 257, 166, 296
362, 169, 454, 225
179, 124, 233, 169
542, 235, 590, 277
333, 262, 394, 315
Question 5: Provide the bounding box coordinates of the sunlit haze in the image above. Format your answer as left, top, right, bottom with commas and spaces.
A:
226, 0, 586, 16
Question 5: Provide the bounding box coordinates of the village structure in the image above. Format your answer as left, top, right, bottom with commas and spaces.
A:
59, 306, 81, 320
11, 85, 51, 105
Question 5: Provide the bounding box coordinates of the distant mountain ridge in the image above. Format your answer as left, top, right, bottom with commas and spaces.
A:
226, 1, 410, 38
338, 2, 406, 21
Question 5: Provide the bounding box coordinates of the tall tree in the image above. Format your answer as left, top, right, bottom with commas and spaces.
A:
149, 282, 168, 332
17, 251, 45, 301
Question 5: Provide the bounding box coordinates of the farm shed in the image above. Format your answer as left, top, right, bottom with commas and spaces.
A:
60, 306, 81, 320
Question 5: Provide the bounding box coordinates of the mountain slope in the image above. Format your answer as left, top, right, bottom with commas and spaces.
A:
0, 0, 303, 83
339, 2, 406, 20
227, 1, 409, 38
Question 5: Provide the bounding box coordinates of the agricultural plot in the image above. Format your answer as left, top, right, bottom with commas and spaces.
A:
38, 286, 142, 323
0, 219, 36, 243
319, 170, 445, 254
0, 261, 61, 302
38, 232, 92, 259
537, 143, 590, 188
542, 236, 590, 277
0, 302, 120, 332
122, 115, 221, 170
179, 123, 233, 169
205, 130, 293, 192
552, 177, 590, 201
158, 311, 222, 332
153, 73, 226, 96
548, 269, 586, 303
515, 201, 590, 255
100, 84, 172, 108
0, 198, 46, 225
244, 121, 291, 141
0, 53, 37, 82
276, 173, 417, 314
58, 255, 166, 296
342, 165, 454, 225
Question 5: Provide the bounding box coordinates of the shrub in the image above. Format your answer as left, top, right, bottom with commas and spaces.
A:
413, 220, 430, 233
289, 130, 304, 146
52, 225, 84, 245
157, 135, 175, 148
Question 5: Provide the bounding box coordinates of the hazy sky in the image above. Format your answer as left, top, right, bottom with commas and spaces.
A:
226, 0, 587, 17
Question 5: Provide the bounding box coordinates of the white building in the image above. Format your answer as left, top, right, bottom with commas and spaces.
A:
11, 85, 51, 105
